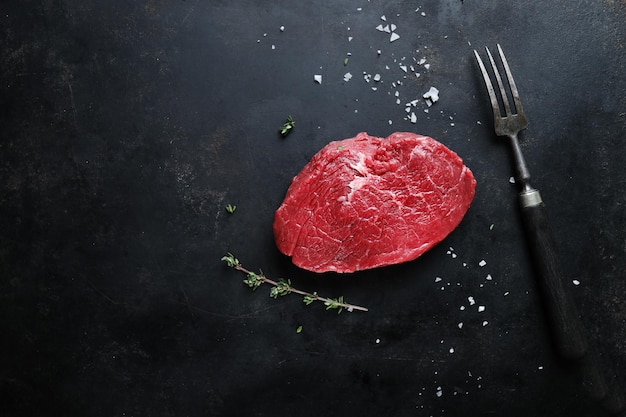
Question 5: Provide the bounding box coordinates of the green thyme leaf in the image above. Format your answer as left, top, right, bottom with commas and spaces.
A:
221, 253, 239, 267
243, 272, 263, 290
279, 116, 295, 137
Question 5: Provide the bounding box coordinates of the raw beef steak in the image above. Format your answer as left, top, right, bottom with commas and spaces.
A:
273, 132, 476, 273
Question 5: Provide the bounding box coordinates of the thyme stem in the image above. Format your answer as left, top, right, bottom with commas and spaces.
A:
221, 253, 368, 313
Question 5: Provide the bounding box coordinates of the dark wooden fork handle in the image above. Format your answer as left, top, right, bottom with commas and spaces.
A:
519, 189, 588, 359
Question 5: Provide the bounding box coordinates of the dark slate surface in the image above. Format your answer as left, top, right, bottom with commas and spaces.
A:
2, 1, 626, 416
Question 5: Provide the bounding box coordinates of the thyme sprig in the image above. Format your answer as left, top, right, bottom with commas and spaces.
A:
279, 115, 295, 137
221, 253, 368, 313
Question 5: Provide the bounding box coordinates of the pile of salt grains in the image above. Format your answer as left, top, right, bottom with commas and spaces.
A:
257, 6, 455, 127
319, 10, 449, 126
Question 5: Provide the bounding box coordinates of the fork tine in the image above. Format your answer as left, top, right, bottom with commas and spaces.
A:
473, 50, 501, 119
497, 44, 525, 116
486, 46, 513, 117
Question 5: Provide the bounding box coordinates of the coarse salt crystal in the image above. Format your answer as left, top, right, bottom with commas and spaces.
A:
449, 347, 455, 354
435, 277, 443, 283
390, 32, 400, 42
482, 321, 489, 327
468, 296, 475, 305
410, 112, 417, 123
509, 176, 516, 183
486, 274, 493, 280
478, 305, 485, 313
343, 72, 352, 82
423, 86, 439, 104
458, 322, 463, 329
479, 259, 487, 267
573, 279, 580, 285
314, 74, 323, 84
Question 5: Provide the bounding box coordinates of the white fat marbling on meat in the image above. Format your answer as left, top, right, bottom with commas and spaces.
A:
349, 152, 369, 176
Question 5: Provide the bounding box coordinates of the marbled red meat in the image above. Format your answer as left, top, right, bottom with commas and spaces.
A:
273, 132, 476, 273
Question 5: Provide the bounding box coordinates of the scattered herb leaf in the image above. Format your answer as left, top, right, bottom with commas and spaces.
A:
296, 325, 303, 333
225, 204, 236, 214
279, 115, 295, 137
344, 57, 349, 66
221, 253, 368, 313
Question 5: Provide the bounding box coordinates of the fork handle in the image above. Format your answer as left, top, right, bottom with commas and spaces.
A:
519, 189, 588, 359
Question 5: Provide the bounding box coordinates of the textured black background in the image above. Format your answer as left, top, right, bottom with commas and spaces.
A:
2, 1, 626, 416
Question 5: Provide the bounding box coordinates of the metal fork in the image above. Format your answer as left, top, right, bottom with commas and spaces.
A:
473, 45, 588, 360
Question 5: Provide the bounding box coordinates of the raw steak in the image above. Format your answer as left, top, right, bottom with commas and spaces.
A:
273, 132, 476, 273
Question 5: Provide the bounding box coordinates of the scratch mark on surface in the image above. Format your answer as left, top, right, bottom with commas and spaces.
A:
243, 131, 256, 170
181, 0, 201, 27
81, 275, 120, 305
68, 82, 78, 129
179, 298, 300, 321
179, 283, 198, 326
